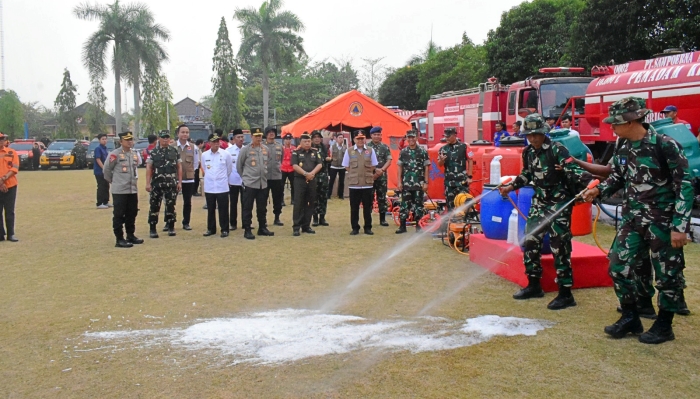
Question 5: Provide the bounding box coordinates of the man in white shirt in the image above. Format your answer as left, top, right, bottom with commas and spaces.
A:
174, 125, 200, 231
201, 132, 233, 237
342, 131, 378, 235
560, 116, 580, 137
226, 129, 244, 231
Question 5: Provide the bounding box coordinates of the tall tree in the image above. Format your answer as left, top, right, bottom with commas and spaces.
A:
485, 0, 584, 83
85, 78, 108, 136
74, 1, 169, 134
140, 67, 178, 134
23, 102, 55, 139
360, 57, 386, 100
378, 65, 423, 109
234, 0, 306, 127
0, 90, 25, 140
54, 69, 79, 138
211, 17, 243, 130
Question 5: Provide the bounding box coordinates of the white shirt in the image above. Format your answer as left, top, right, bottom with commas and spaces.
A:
567, 128, 580, 138
177, 140, 200, 183
226, 144, 243, 186
201, 149, 233, 194
342, 144, 378, 189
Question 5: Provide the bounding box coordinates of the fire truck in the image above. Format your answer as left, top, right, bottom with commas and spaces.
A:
423, 50, 700, 158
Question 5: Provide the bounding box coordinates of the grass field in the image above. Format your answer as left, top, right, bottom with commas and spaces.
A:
1, 169, 699, 398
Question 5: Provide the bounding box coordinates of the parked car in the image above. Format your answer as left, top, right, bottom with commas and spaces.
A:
40, 139, 82, 169
86, 138, 116, 169
9, 140, 45, 169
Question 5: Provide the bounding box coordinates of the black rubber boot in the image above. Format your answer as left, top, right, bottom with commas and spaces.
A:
616, 296, 657, 320
318, 215, 329, 226
639, 310, 675, 344
380, 214, 389, 226
258, 227, 275, 236
244, 229, 255, 240
396, 219, 407, 234
312, 214, 319, 227
604, 303, 643, 338
274, 216, 284, 226
547, 286, 577, 310
677, 291, 690, 316
513, 276, 545, 300
168, 221, 176, 237
150, 225, 159, 239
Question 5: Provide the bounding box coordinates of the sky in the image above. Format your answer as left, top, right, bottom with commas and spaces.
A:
3, 0, 524, 111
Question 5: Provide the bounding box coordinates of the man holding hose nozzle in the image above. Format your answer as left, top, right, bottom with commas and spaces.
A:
582, 97, 693, 344
499, 114, 589, 310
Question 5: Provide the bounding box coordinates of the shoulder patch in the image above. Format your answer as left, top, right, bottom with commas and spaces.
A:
109, 154, 117, 162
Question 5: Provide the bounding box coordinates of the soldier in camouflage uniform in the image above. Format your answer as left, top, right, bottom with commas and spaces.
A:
395, 130, 430, 234
367, 126, 392, 226
438, 128, 473, 211
311, 131, 330, 226
146, 131, 182, 238
500, 114, 588, 310
583, 97, 692, 344
72, 141, 87, 169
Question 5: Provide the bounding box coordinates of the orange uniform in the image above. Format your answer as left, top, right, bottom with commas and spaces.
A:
0, 144, 19, 188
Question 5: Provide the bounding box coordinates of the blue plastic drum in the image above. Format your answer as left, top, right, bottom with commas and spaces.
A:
480, 184, 517, 240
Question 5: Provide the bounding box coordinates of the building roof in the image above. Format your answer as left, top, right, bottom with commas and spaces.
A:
174, 97, 212, 120
45, 102, 116, 127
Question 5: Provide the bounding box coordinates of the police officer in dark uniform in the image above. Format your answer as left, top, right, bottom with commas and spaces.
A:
146, 131, 182, 238
291, 133, 323, 236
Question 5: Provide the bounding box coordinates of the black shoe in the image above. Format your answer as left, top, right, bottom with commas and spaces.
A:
547, 287, 577, 310
182, 224, 192, 231
639, 310, 675, 344
244, 229, 255, 240
115, 238, 133, 248
318, 216, 329, 226
7, 235, 18, 242
168, 223, 176, 237
604, 305, 644, 338
258, 227, 275, 236
230, 224, 238, 231
677, 292, 690, 316
193, 193, 202, 197
293, 229, 300, 236
126, 235, 144, 244
221, 231, 229, 238
379, 218, 389, 227
302, 227, 316, 234
312, 215, 319, 227
364, 228, 374, 235
150, 227, 159, 239
396, 219, 407, 234
513, 277, 545, 300
350, 229, 360, 235
616, 297, 657, 320
274, 217, 284, 226
203, 231, 216, 237
162, 225, 169, 232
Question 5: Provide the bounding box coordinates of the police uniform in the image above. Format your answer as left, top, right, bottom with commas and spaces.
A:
147, 131, 182, 237
439, 128, 472, 211
237, 128, 273, 239
590, 97, 693, 344
505, 114, 587, 309
396, 130, 430, 234
367, 126, 392, 226
264, 127, 285, 226
291, 133, 323, 235
311, 130, 330, 226
103, 131, 144, 248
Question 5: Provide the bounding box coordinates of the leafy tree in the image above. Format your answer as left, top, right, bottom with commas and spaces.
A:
141, 67, 178, 134
23, 102, 55, 139
54, 68, 79, 138
85, 78, 108, 136
0, 90, 25, 140
74, 1, 169, 133
360, 57, 386, 100
378, 65, 423, 109
485, 0, 584, 83
234, 0, 306, 127
312, 59, 359, 97
211, 17, 243, 130
647, 0, 700, 52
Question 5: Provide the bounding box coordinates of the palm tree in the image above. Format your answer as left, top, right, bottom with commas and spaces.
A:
234, 0, 305, 127
74, 1, 169, 134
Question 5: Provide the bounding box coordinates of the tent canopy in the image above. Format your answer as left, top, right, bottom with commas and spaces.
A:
282, 90, 412, 137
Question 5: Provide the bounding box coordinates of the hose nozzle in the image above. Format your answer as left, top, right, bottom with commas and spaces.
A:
586, 179, 600, 190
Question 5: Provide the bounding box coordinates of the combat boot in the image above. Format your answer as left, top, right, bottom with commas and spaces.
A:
395, 219, 407, 234
547, 286, 577, 310
616, 296, 657, 319
274, 216, 284, 226
244, 229, 255, 240
677, 291, 690, 316
604, 303, 643, 338
126, 234, 144, 244
639, 310, 675, 344
115, 237, 133, 248
318, 215, 329, 226
380, 214, 389, 226
312, 214, 319, 227
258, 226, 275, 236
513, 276, 545, 300
149, 225, 159, 239
168, 221, 176, 237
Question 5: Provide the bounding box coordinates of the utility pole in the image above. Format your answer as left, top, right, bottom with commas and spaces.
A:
166, 96, 170, 131
0, 0, 6, 90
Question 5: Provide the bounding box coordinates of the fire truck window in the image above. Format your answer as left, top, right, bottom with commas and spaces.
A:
508, 91, 516, 115
520, 89, 538, 110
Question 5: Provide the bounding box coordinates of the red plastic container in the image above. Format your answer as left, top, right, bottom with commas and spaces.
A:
571, 201, 592, 236
469, 141, 496, 199
427, 143, 447, 201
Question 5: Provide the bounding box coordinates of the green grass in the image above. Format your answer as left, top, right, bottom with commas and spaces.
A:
1, 169, 699, 398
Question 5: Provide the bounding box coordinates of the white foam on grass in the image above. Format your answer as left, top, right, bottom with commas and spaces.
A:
85, 309, 553, 365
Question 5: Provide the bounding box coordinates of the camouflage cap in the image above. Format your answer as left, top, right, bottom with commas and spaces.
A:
158, 130, 170, 138
521, 114, 550, 135
311, 130, 323, 139
603, 97, 650, 125
406, 129, 417, 137
443, 127, 457, 136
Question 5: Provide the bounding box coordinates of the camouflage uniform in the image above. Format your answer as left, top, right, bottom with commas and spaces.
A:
439, 139, 472, 210
148, 145, 181, 227
397, 144, 430, 221
312, 141, 329, 219
72, 142, 87, 168
598, 124, 692, 313
367, 140, 392, 214
510, 117, 588, 288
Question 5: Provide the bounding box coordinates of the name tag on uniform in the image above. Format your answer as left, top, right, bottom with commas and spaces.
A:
619, 157, 627, 166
